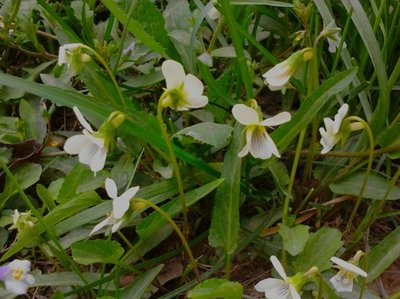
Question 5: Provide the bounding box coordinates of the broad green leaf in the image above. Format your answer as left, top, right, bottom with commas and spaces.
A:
174, 123, 233, 148
279, 224, 310, 256
0, 117, 22, 144
187, 278, 243, 299
267, 161, 290, 198
120, 265, 164, 299
71, 239, 124, 265
1, 191, 101, 261
209, 124, 242, 255
365, 225, 400, 283
293, 226, 343, 272
329, 171, 400, 200
101, 0, 176, 58
19, 99, 39, 140
136, 178, 224, 239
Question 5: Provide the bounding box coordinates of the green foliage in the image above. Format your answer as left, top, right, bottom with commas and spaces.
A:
71, 240, 124, 265
279, 224, 310, 256
187, 278, 243, 299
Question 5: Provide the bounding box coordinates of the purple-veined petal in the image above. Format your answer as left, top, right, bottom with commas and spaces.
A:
232, 104, 259, 125
289, 284, 301, 299
161, 60, 186, 89
249, 127, 273, 159
105, 178, 118, 199
260, 112, 291, 127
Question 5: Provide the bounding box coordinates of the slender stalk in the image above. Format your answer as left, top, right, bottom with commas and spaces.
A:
345, 117, 375, 232
207, 16, 225, 53
156, 95, 189, 239
134, 198, 200, 280
5, 0, 21, 26
81, 45, 127, 108
0, 160, 90, 286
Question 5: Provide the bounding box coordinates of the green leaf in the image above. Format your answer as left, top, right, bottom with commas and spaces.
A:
120, 265, 164, 299
19, 99, 39, 140
279, 224, 310, 256
58, 163, 88, 203
36, 184, 57, 211
136, 178, 224, 239
229, 0, 293, 6
101, 0, 176, 58
209, 123, 243, 254
72, 239, 124, 265
329, 171, 400, 200
174, 123, 233, 148
187, 278, 243, 299
365, 225, 400, 283
377, 123, 400, 159
293, 226, 343, 272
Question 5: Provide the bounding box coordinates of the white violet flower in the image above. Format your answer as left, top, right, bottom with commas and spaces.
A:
58, 43, 90, 72
64, 107, 108, 174
327, 32, 347, 53
90, 178, 140, 235
0, 260, 35, 295
263, 48, 313, 93
319, 104, 349, 154
232, 103, 291, 159
255, 255, 301, 299
330, 251, 367, 293
161, 60, 208, 111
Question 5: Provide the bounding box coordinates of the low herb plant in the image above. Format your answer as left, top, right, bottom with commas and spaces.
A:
0, 0, 399, 298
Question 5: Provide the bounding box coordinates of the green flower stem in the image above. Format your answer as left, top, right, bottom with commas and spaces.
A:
0, 160, 90, 286
345, 116, 375, 232
81, 45, 127, 108
283, 129, 306, 226
290, 144, 400, 157
317, 273, 323, 299
134, 198, 200, 280
5, 0, 21, 26
156, 95, 189, 240
207, 16, 225, 53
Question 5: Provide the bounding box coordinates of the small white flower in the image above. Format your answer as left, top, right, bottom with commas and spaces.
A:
263, 48, 313, 93
9, 210, 35, 231
206, 1, 220, 20
161, 60, 208, 111
58, 43, 83, 65
90, 178, 140, 235
58, 43, 91, 72
327, 32, 347, 53
64, 107, 108, 173
232, 104, 290, 159
0, 260, 35, 295
255, 256, 301, 299
319, 104, 349, 154
330, 253, 367, 293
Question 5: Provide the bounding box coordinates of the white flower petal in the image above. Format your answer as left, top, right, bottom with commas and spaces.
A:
232, 104, 259, 125
260, 111, 291, 127
105, 178, 118, 199
238, 143, 250, 158
113, 197, 130, 219
82, 130, 105, 148
183, 95, 208, 110
333, 104, 349, 133
161, 60, 186, 89
270, 255, 288, 280
289, 284, 301, 299
255, 278, 286, 292
249, 128, 273, 159
73, 106, 94, 133
90, 147, 108, 173
64, 135, 92, 154
111, 218, 124, 233
329, 274, 353, 292
90, 216, 113, 235
58, 46, 67, 65
331, 257, 367, 277
265, 134, 280, 158
184, 74, 204, 98
118, 186, 140, 204
25, 274, 35, 285
263, 62, 291, 90
78, 143, 98, 165
4, 279, 29, 295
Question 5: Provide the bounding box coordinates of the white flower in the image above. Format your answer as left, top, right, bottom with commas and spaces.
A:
90, 178, 140, 235
9, 210, 35, 231
319, 104, 349, 154
327, 32, 347, 53
64, 107, 108, 174
206, 1, 220, 20
330, 253, 367, 293
255, 256, 301, 299
263, 48, 313, 93
0, 260, 35, 295
161, 60, 208, 111
232, 104, 291, 159
58, 43, 90, 72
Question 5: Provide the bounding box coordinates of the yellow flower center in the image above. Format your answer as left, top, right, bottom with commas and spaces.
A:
162, 83, 188, 110
11, 268, 24, 280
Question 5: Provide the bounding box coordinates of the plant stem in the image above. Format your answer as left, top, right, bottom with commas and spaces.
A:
6, 0, 21, 26
156, 95, 189, 240
207, 16, 225, 53
134, 198, 200, 280
345, 117, 374, 232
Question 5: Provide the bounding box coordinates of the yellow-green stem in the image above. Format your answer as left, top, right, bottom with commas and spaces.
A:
345, 116, 374, 232
6, 0, 21, 26
134, 198, 200, 280
207, 16, 225, 53
81, 45, 127, 108
156, 95, 189, 239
